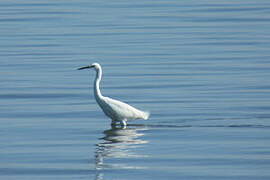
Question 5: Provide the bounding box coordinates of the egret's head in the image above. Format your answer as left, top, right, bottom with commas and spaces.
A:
77, 62, 101, 71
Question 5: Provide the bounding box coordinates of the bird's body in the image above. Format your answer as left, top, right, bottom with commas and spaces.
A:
78, 63, 149, 126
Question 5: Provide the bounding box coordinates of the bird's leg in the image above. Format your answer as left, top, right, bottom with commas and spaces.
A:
111, 120, 117, 127
120, 119, 127, 127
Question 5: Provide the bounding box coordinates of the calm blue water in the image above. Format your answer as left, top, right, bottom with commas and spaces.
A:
1, 0, 270, 179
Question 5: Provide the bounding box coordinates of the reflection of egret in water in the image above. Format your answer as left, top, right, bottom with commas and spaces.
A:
94, 126, 148, 180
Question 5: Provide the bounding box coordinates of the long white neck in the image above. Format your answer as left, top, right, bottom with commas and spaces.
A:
94, 67, 103, 100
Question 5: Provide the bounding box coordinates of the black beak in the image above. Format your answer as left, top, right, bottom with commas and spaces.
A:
77, 65, 93, 70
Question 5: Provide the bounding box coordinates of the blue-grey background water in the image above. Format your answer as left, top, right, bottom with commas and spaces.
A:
1, 0, 270, 179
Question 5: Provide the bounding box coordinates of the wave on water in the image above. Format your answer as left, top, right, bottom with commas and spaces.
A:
128, 123, 270, 129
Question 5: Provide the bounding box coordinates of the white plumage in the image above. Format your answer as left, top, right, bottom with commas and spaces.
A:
78, 63, 149, 126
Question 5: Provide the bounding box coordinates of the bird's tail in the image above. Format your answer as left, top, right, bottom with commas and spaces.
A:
141, 111, 150, 120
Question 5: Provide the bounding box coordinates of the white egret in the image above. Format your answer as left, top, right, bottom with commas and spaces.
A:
78, 63, 150, 126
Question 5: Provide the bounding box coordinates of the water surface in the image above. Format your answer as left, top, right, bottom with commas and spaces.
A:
1, 0, 270, 179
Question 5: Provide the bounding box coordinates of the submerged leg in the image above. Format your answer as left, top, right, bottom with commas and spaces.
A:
120, 119, 127, 127
111, 120, 117, 127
